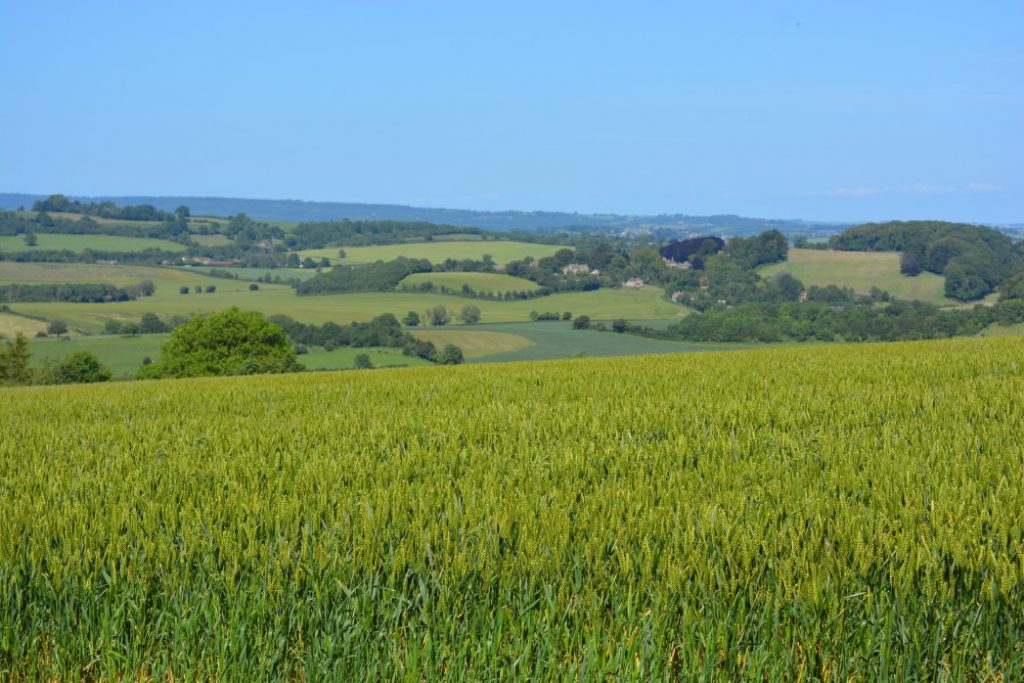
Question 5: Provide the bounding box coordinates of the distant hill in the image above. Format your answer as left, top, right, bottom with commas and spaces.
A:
0, 192, 848, 237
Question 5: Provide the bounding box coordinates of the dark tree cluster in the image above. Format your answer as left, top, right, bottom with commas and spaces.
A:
0, 282, 153, 303
31, 194, 179, 222
268, 313, 464, 364
286, 220, 487, 249
659, 236, 724, 263
627, 299, 1016, 344
296, 257, 433, 294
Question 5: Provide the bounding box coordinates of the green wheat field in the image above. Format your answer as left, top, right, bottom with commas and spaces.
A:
1, 337, 1022, 679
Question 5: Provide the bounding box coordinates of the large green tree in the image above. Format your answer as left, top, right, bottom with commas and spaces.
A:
0, 333, 32, 385
139, 307, 303, 379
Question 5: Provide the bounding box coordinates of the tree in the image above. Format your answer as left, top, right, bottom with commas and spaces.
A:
140, 313, 168, 334
427, 305, 449, 326
460, 304, 481, 324
175, 205, 191, 219
1, 333, 32, 385
103, 320, 123, 335
138, 307, 304, 379
354, 353, 373, 369
179, 286, 190, 295
205, 285, 217, 294
573, 315, 591, 329
121, 322, 141, 337
612, 319, 628, 333
286, 252, 301, 268
403, 311, 421, 327
23, 232, 38, 247
47, 320, 68, 336
562, 311, 572, 320
249, 283, 260, 291
437, 344, 464, 365
54, 352, 112, 384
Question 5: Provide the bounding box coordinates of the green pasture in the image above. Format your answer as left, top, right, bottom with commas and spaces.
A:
301, 240, 562, 265
398, 271, 540, 294
8, 266, 684, 332
758, 248, 1002, 306
0, 233, 186, 253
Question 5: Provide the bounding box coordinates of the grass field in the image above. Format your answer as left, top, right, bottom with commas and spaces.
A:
981, 322, 1024, 337
301, 240, 563, 265
301, 347, 434, 370
398, 271, 541, 294
9, 273, 684, 333
2, 337, 1022, 678
461, 320, 755, 361
28, 334, 432, 377
760, 248, 959, 305
412, 329, 536, 358
0, 233, 186, 253
177, 266, 321, 282
30, 334, 165, 377
188, 234, 232, 246
0, 311, 48, 339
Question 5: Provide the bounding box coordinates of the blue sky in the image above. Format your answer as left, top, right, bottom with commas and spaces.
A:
1, 1, 1021, 222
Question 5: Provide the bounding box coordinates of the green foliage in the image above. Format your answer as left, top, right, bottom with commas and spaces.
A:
460, 304, 481, 324
297, 257, 432, 294
287, 219, 486, 249
572, 314, 591, 329
427, 305, 450, 326
436, 343, 464, 364
0, 283, 146, 303
46, 320, 68, 336
402, 310, 421, 327
353, 353, 373, 369
831, 221, 1018, 301
139, 307, 303, 378
724, 229, 788, 269
0, 332, 32, 385
49, 351, 112, 384
1, 339, 1023, 678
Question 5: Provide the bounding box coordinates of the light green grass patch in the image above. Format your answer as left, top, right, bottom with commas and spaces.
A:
302, 240, 563, 265
29, 334, 165, 377
300, 347, 434, 370
398, 272, 540, 294
0, 312, 48, 340
0, 234, 186, 253
411, 329, 535, 358
980, 322, 1024, 337
177, 266, 321, 282
466, 320, 758, 362
189, 234, 232, 246
760, 249, 962, 306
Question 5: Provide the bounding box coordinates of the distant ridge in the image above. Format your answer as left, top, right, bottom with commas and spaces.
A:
0, 191, 852, 237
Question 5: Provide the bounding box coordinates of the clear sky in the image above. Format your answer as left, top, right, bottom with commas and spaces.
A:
1, 1, 1021, 223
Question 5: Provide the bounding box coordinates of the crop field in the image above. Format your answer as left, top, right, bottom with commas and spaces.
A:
458, 320, 757, 361
10, 281, 683, 334
759, 248, 958, 305
411, 328, 536, 358
398, 271, 541, 294
300, 239, 563, 265
0, 233, 187, 253
0, 311, 48, 339
2, 337, 1023, 678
